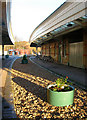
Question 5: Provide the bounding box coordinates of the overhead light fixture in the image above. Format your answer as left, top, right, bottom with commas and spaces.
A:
67, 24, 73, 27
82, 15, 87, 19
46, 33, 52, 37
66, 22, 75, 27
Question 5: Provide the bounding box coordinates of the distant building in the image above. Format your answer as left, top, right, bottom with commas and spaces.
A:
9, 49, 31, 56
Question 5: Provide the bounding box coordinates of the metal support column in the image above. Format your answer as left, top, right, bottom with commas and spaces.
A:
36, 46, 38, 56
2, 44, 4, 59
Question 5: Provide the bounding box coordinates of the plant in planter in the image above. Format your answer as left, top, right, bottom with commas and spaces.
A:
47, 76, 74, 106
21, 55, 28, 64
5, 54, 9, 58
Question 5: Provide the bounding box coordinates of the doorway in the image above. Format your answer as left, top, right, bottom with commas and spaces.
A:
69, 42, 83, 68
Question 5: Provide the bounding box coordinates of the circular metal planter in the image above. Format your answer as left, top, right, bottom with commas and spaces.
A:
21, 59, 28, 64
47, 84, 74, 106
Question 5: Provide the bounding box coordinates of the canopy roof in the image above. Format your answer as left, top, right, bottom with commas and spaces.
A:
29, 1, 87, 46
0, 1, 14, 45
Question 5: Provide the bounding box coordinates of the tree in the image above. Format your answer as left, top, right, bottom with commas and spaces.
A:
14, 41, 30, 49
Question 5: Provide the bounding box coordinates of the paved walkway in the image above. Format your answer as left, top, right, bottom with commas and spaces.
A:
30, 56, 87, 91
0, 55, 19, 119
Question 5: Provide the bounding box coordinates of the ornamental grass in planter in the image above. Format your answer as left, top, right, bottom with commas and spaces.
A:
21, 55, 28, 64
47, 76, 74, 106
5, 54, 9, 58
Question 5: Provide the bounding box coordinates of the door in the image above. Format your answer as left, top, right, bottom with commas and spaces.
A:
69, 42, 83, 68
58, 44, 62, 63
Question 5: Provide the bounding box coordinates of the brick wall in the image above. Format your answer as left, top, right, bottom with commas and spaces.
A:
41, 39, 69, 64
45, 43, 49, 56
41, 41, 59, 62
42, 45, 46, 56
49, 42, 54, 58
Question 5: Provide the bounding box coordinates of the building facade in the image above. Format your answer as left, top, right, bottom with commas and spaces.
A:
29, 1, 87, 69
41, 28, 87, 69
8, 49, 31, 56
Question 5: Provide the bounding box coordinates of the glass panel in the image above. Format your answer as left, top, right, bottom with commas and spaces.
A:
82, 15, 87, 19
69, 22, 75, 25
54, 27, 61, 32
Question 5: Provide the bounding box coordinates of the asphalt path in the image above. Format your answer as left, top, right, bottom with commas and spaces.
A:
2, 56, 19, 68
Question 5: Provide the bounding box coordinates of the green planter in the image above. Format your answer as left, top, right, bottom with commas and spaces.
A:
47, 84, 74, 106
21, 59, 28, 64
5, 55, 9, 58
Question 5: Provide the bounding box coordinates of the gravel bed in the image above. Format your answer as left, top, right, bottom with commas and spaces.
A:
10, 57, 87, 119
